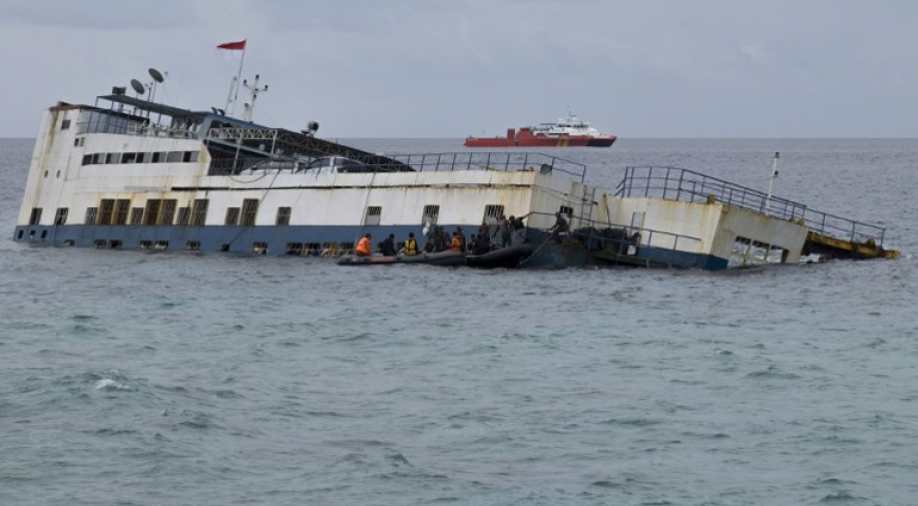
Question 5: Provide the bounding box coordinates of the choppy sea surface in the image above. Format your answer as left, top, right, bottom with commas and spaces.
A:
1, 137, 917, 505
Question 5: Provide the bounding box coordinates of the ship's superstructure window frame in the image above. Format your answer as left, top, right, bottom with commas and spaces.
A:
85, 207, 98, 225
54, 208, 68, 225
98, 199, 115, 224
61, 119, 71, 130
225, 207, 240, 226
78, 150, 203, 166
159, 199, 177, 225
129, 207, 144, 225
191, 199, 209, 226
276, 206, 291, 226
422, 205, 440, 225
364, 206, 382, 226
483, 204, 505, 224
559, 205, 574, 217
114, 199, 130, 225
143, 200, 162, 226
29, 208, 43, 225
241, 199, 259, 226
176, 206, 190, 226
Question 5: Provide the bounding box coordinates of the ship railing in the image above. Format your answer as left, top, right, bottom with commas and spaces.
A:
208, 150, 588, 180
523, 210, 703, 253
384, 152, 587, 181
614, 166, 886, 246
76, 113, 197, 139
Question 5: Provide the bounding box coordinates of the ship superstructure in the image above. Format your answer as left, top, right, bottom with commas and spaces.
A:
13, 79, 894, 269
465, 113, 617, 148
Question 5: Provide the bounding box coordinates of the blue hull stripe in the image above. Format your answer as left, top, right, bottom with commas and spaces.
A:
12, 224, 728, 270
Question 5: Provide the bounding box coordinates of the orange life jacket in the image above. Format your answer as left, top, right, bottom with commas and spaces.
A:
355, 237, 371, 256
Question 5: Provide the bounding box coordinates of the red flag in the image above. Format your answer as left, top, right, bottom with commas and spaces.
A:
217, 39, 246, 51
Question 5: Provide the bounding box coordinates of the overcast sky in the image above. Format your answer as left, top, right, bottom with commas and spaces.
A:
2, 0, 917, 138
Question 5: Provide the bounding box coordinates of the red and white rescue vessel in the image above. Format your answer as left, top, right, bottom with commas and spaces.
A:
465, 114, 616, 148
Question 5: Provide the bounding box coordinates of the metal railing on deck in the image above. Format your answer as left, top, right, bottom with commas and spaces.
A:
524, 211, 703, 253
614, 166, 886, 246
386, 152, 587, 181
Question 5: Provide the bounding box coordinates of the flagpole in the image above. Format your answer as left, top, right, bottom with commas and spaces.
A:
230, 42, 247, 117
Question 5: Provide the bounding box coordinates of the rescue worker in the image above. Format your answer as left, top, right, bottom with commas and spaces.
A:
380, 233, 397, 256
501, 216, 513, 247
550, 212, 569, 242
402, 232, 418, 256
449, 232, 462, 251
455, 226, 466, 251
355, 233, 372, 257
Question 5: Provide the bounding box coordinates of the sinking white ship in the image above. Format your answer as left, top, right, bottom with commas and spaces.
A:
13, 69, 896, 269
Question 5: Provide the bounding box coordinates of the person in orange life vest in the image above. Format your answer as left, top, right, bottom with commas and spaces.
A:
449, 232, 462, 251
355, 233, 372, 256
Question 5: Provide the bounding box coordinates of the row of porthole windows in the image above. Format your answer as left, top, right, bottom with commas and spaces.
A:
32, 202, 539, 229
81, 150, 199, 166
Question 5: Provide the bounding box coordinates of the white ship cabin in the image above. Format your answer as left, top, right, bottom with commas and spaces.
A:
14, 91, 604, 256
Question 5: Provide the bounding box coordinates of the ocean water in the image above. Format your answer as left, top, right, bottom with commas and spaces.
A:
1, 137, 917, 505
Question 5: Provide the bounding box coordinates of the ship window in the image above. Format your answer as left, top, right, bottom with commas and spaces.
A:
121, 152, 137, 164
129, 207, 144, 225
191, 199, 209, 226
139, 240, 153, 249
98, 199, 115, 225
134, 152, 146, 163
252, 242, 268, 255
54, 208, 68, 225
422, 205, 439, 225
84, 207, 98, 225
114, 199, 130, 225
176, 206, 190, 226
158, 199, 177, 225
185, 240, 201, 251
483, 205, 505, 224
286, 242, 304, 255
225, 207, 240, 226
74, 138, 80, 147
559, 205, 574, 217
241, 199, 259, 226
151, 152, 162, 163
276, 206, 291, 225
182, 151, 199, 163
61, 119, 71, 130
166, 151, 184, 163
363, 206, 382, 226
82, 154, 92, 166
92, 153, 102, 164
29, 208, 43, 225
105, 153, 117, 164
143, 200, 162, 225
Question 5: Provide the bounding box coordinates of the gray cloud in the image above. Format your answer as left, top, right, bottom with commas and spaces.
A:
2, 0, 918, 137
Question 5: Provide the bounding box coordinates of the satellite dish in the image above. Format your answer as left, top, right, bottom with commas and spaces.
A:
130, 79, 146, 95
148, 68, 165, 83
